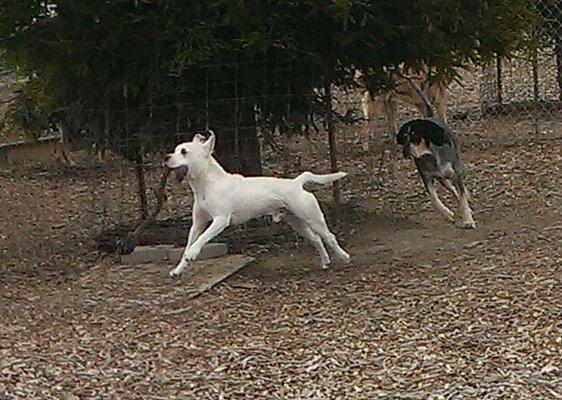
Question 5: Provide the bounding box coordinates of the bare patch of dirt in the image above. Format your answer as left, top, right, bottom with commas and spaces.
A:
1, 112, 561, 398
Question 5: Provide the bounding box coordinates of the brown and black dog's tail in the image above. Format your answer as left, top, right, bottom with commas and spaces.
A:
406, 78, 436, 120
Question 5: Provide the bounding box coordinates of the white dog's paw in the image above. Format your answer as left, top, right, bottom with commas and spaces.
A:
169, 265, 185, 278
339, 252, 351, 264
458, 220, 476, 230
184, 248, 199, 262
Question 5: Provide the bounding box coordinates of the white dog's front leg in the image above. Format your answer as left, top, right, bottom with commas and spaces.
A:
169, 215, 230, 278
169, 205, 209, 278
186, 216, 230, 260
185, 204, 209, 251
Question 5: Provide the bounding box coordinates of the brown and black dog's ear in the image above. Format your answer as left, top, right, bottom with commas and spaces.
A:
396, 124, 410, 145
396, 124, 413, 158
397, 119, 449, 147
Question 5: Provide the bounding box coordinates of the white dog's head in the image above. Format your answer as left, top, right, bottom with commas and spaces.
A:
164, 131, 216, 182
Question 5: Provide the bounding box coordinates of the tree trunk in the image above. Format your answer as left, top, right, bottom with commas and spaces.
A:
238, 126, 262, 176
215, 132, 239, 173
214, 105, 262, 176
214, 126, 262, 175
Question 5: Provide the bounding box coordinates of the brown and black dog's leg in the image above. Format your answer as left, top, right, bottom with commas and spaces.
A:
437, 176, 459, 199
421, 173, 455, 222
452, 173, 476, 229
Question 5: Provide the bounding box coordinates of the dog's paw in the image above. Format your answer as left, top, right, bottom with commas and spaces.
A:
184, 248, 199, 261
458, 220, 476, 230
169, 265, 185, 278
339, 251, 351, 265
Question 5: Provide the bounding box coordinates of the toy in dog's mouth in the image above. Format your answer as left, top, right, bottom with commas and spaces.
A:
170, 166, 188, 183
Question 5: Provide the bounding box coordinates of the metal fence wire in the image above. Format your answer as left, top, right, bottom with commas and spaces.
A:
482, 1, 562, 117
1, 6, 562, 258
70, 1, 562, 156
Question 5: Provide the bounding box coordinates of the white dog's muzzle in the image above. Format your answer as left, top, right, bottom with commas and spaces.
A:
164, 154, 188, 183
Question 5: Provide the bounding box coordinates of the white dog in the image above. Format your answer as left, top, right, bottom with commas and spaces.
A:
163, 131, 350, 277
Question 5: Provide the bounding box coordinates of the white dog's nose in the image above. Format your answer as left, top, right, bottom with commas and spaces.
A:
163, 154, 172, 166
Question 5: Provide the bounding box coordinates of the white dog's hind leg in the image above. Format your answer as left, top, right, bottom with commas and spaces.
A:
285, 214, 331, 269
311, 223, 350, 264
170, 215, 230, 277
290, 192, 350, 264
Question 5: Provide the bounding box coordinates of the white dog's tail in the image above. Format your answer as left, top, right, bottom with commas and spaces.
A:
295, 171, 347, 187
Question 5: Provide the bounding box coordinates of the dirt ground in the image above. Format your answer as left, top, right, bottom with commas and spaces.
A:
0, 112, 561, 399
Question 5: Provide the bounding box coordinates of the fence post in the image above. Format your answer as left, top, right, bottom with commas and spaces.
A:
531, 42, 540, 135
495, 54, 503, 105
135, 153, 149, 220
324, 83, 341, 208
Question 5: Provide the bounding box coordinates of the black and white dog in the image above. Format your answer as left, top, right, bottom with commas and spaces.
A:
396, 80, 475, 229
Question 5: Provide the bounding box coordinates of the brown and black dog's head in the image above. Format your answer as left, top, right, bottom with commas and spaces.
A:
396, 119, 450, 158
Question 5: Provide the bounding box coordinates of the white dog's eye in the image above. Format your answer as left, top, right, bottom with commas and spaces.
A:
181, 148, 188, 155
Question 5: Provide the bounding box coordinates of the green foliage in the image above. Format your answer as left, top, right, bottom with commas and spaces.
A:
0, 0, 541, 164
2, 80, 48, 135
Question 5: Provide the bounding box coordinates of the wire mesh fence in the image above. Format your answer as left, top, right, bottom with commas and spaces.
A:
482, 1, 562, 117
1, 8, 562, 269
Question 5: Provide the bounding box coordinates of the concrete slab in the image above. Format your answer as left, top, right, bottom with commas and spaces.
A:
121, 243, 228, 265
121, 244, 175, 264
168, 242, 228, 264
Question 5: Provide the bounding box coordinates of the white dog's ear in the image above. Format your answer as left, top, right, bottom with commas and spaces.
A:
192, 133, 206, 144
203, 130, 216, 154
